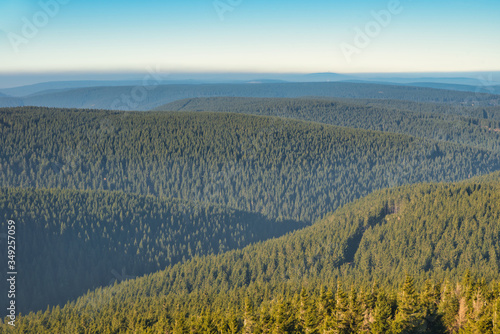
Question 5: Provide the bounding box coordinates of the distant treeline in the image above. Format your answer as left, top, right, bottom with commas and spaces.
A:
158, 97, 500, 152
1, 81, 499, 110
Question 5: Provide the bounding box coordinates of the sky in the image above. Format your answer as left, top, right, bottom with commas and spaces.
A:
0, 0, 499, 77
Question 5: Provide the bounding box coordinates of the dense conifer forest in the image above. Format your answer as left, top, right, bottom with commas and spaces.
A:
158, 97, 500, 152
2, 0, 499, 328
0, 187, 304, 313
2, 107, 500, 224
4, 172, 500, 333
2, 97, 500, 333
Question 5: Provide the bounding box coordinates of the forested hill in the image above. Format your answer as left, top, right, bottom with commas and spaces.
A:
0, 96, 23, 108
337, 97, 500, 119
0, 187, 303, 313
158, 97, 500, 152
9, 172, 500, 333
0, 81, 499, 110
158, 96, 500, 120
2, 107, 500, 224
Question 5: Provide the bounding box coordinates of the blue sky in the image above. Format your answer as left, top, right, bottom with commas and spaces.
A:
0, 0, 499, 75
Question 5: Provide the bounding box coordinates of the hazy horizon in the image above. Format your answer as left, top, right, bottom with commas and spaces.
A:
1, 70, 500, 90
1, 0, 499, 77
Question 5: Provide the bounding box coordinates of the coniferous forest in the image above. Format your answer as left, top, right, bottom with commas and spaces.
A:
158, 97, 500, 152
5, 172, 500, 333
1, 85, 500, 333
2, 0, 500, 329
2, 107, 500, 224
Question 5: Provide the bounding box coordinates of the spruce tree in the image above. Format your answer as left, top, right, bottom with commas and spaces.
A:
392, 275, 423, 333
372, 291, 393, 334
243, 297, 256, 334
333, 284, 351, 334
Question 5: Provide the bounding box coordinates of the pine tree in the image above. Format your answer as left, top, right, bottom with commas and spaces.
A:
420, 280, 446, 333
299, 288, 309, 331
333, 284, 351, 334
392, 275, 423, 334
439, 281, 461, 333
243, 297, 256, 334
227, 310, 240, 334
464, 289, 493, 334
299, 288, 318, 333
493, 298, 500, 334
257, 304, 273, 334
201, 310, 217, 334
318, 287, 335, 319
173, 312, 189, 334
273, 300, 296, 334
347, 286, 363, 333
306, 304, 319, 334
372, 291, 393, 334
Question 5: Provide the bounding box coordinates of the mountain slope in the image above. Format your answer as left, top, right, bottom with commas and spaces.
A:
0, 187, 303, 313
403, 82, 500, 95
158, 96, 500, 120
1, 82, 499, 110
0, 80, 159, 97
10, 172, 500, 333
2, 107, 500, 224
0, 96, 23, 108
157, 97, 500, 152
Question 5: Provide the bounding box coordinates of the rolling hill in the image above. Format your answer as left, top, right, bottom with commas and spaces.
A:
0, 80, 160, 97
0, 82, 499, 110
158, 96, 500, 120
0, 187, 303, 313
402, 82, 500, 95
157, 97, 500, 152
9, 172, 500, 333
0, 96, 23, 108
2, 107, 500, 224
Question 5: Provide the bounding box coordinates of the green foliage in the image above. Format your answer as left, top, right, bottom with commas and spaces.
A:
0, 187, 303, 313
3, 102, 500, 332
2, 107, 500, 225
3, 81, 500, 110
372, 291, 393, 334
5, 173, 500, 333
159, 97, 500, 152
8, 275, 500, 334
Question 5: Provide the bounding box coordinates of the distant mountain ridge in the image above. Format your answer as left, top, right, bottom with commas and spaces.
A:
2, 72, 499, 96
1, 81, 499, 111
